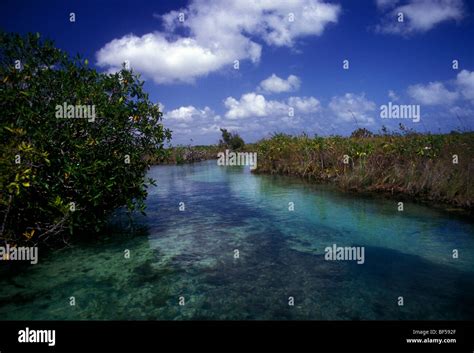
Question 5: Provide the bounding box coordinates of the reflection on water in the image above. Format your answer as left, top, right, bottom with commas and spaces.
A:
1, 160, 473, 320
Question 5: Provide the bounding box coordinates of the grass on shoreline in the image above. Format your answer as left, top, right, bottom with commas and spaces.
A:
255, 131, 473, 210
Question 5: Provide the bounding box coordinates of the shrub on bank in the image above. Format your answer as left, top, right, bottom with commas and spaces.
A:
0, 32, 171, 246
254, 129, 473, 209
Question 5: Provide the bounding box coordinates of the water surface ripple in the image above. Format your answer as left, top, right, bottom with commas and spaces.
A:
1, 161, 473, 320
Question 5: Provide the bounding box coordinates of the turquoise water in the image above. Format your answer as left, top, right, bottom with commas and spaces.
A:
1, 160, 473, 320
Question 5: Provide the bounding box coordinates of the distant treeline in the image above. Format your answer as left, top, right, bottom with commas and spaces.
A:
152, 128, 246, 164
152, 145, 222, 164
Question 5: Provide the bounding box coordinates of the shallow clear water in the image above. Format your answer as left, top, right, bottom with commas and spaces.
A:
1, 161, 473, 320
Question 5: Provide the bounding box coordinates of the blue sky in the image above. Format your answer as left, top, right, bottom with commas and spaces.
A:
2, 0, 473, 145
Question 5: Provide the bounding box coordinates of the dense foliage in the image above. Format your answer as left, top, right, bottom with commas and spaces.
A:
0, 32, 171, 246
254, 128, 473, 209
219, 128, 245, 150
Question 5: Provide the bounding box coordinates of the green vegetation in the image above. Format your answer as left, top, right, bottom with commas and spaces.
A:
156, 128, 246, 164
154, 145, 221, 164
0, 32, 171, 246
219, 128, 245, 150
254, 127, 473, 210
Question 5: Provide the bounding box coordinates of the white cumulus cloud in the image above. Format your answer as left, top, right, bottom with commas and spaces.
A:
375, 0, 465, 35
388, 89, 400, 101
456, 69, 474, 102
163, 105, 224, 144
328, 93, 376, 125
258, 74, 301, 93
224, 93, 272, 119
96, 0, 340, 84
165, 105, 218, 122
224, 92, 320, 119
407, 81, 459, 105
288, 96, 320, 113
